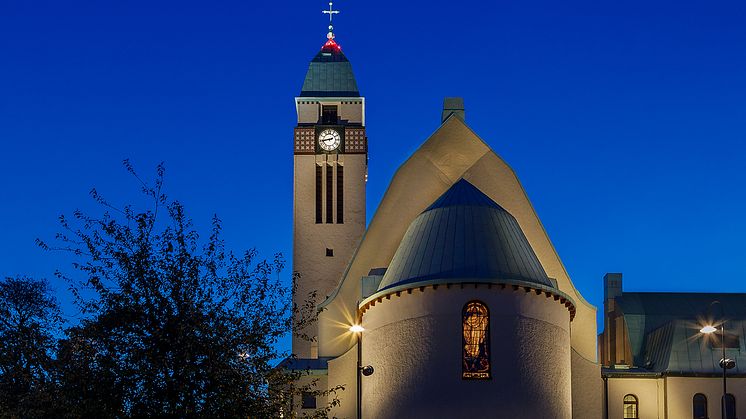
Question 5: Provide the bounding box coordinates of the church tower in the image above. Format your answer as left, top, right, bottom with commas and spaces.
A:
292, 7, 367, 359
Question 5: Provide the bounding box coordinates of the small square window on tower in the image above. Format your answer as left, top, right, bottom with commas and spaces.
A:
301, 392, 316, 409
326, 248, 334, 257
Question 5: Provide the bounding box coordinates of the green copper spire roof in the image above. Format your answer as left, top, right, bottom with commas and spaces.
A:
300, 39, 360, 97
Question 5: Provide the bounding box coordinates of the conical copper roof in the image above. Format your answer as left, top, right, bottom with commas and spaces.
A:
378, 179, 554, 291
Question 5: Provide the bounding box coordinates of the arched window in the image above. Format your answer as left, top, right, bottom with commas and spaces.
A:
693, 393, 707, 419
623, 394, 639, 419
462, 301, 490, 379
723, 393, 736, 419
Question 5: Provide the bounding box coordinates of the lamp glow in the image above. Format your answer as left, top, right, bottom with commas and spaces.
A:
700, 325, 717, 334
349, 324, 365, 333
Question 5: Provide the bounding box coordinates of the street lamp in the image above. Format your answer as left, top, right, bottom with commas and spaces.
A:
350, 324, 373, 419
700, 301, 736, 419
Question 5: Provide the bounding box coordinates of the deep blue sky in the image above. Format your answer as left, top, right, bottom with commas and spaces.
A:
2, 0, 745, 332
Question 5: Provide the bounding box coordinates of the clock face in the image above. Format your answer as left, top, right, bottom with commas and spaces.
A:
318, 129, 341, 151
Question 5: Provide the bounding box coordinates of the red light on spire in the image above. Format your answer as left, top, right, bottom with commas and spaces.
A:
322, 38, 342, 52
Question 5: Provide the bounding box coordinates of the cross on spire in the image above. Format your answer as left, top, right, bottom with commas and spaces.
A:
322, 1, 340, 39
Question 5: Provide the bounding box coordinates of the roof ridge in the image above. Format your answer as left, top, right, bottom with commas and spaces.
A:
423, 179, 504, 213
378, 179, 553, 292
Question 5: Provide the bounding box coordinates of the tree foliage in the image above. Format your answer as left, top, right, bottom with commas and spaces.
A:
13, 161, 340, 418
0, 276, 61, 418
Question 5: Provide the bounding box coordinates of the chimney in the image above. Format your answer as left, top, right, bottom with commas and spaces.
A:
604, 273, 623, 301
442, 97, 465, 123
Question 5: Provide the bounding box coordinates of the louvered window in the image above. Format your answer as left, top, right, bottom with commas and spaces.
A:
336, 165, 344, 224
326, 164, 333, 224
315, 165, 322, 224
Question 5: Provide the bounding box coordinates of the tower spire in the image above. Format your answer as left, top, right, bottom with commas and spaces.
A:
322, 1, 340, 40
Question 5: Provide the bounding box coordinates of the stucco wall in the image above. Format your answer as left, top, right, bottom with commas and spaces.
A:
291, 370, 329, 417
295, 98, 364, 125
293, 152, 366, 357
606, 377, 662, 419
666, 376, 746, 419
571, 348, 602, 419
317, 116, 598, 366
361, 285, 572, 419
606, 375, 746, 419
296, 101, 320, 124
327, 344, 358, 419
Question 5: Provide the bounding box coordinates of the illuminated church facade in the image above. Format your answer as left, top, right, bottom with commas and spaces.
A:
288, 8, 746, 419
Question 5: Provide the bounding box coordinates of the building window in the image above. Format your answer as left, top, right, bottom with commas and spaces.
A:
693, 393, 707, 419
623, 394, 639, 419
462, 301, 490, 379
301, 391, 316, 409
326, 248, 333, 257
724, 393, 736, 419
322, 105, 338, 124
336, 165, 344, 224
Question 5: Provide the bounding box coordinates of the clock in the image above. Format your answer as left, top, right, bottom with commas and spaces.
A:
318, 129, 341, 151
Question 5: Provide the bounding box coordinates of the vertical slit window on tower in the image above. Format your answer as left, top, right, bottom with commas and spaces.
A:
315, 165, 322, 224
337, 165, 344, 223
326, 164, 333, 224
462, 301, 490, 379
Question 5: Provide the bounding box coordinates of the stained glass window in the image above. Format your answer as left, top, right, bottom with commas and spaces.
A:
623, 394, 639, 419
462, 301, 490, 379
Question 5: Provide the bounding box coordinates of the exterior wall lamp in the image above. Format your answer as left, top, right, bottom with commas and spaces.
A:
350, 324, 373, 419
700, 301, 736, 419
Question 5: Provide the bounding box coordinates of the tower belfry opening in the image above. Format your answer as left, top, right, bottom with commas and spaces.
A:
322, 105, 338, 124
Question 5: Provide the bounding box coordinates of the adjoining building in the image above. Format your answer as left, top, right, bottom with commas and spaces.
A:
601, 273, 746, 419
286, 11, 745, 419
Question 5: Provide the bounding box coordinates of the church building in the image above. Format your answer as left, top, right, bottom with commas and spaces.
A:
286, 6, 746, 419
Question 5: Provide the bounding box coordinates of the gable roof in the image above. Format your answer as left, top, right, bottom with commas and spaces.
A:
316, 114, 599, 361
616, 292, 746, 372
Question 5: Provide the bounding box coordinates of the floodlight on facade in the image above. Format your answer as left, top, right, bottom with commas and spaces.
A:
349, 324, 365, 333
